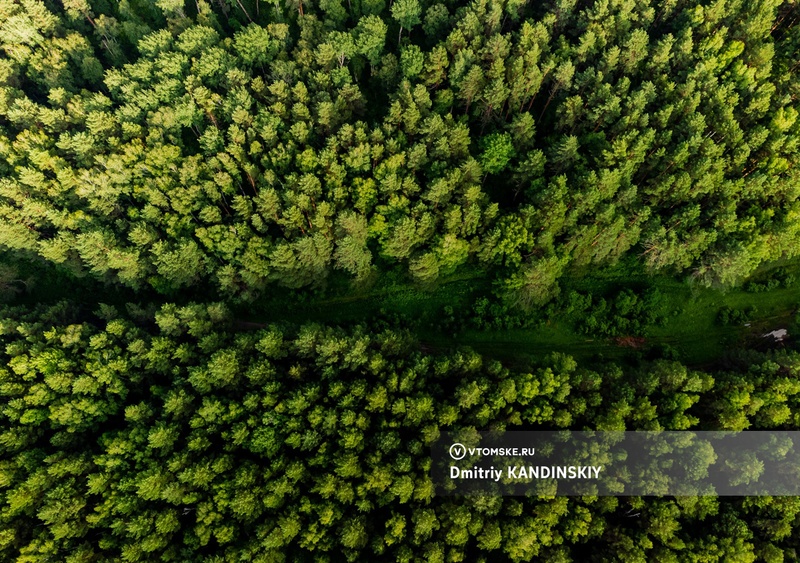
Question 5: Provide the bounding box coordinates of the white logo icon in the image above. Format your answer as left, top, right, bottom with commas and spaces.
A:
449, 443, 467, 460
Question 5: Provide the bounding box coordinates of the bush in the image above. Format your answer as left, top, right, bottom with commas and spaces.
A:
574, 287, 670, 337
745, 268, 797, 293
718, 305, 758, 325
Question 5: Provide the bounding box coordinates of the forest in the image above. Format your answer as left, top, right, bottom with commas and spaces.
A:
3, 0, 800, 560
2, 301, 800, 561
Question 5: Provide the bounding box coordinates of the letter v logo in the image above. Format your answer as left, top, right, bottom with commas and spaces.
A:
449, 443, 467, 460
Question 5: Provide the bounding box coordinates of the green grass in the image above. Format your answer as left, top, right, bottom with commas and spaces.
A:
647, 278, 800, 365
247, 267, 491, 325
248, 258, 800, 368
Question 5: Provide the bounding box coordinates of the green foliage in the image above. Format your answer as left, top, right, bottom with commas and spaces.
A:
464, 282, 672, 337
717, 305, 758, 326
1, 0, 798, 300
400, 44, 424, 78
3, 1, 800, 560
744, 267, 797, 293
0, 303, 799, 560
479, 132, 516, 175
390, 0, 422, 41
500, 256, 565, 310
573, 288, 671, 338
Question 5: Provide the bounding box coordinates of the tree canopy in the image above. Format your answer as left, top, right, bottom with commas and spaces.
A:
1, 0, 799, 304
3, 0, 800, 561
1, 302, 800, 561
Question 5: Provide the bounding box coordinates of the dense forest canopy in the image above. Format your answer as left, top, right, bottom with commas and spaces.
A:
1, 302, 800, 561
3, 0, 800, 561
1, 0, 800, 304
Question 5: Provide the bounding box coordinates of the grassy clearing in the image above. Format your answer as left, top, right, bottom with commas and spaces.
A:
647, 278, 800, 365
452, 266, 800, 367
250, 258, 800, 368
247, 267, 491, 325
